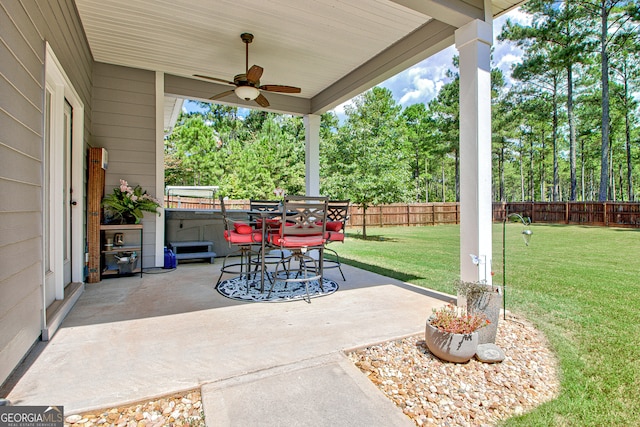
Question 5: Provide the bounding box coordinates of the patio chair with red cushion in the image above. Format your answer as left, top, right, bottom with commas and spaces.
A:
322, 200, 350, 280
268, 196, 329, 302
216, 197, 262, 291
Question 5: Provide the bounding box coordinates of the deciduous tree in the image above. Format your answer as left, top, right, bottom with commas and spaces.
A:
321, 87, 411, 238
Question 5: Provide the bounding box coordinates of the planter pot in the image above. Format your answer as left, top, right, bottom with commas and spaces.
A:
467, 290, 502, 344
103, 211, 138, 225
424, 320, 479, 363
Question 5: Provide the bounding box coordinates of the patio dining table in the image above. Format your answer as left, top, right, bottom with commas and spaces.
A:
247, 207, 325, 293
216, 201, 333, 303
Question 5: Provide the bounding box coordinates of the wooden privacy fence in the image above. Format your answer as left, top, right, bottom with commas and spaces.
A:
164, 197, 640, 228
163, 198, 461, 227
165, 197, 245, 210
346, 203, 460, 227
494, 202, 640, 228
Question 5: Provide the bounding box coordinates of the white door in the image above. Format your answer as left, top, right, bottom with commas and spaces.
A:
63, 100, 73, 286
44, 45, 84, 308
43, 91, 73, 306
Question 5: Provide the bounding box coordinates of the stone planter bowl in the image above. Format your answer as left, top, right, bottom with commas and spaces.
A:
424, 320, 479, 363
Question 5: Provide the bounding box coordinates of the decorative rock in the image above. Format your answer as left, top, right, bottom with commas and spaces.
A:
65, 415, 82, 424
349, 313, 559, 427
61, 314, 555, 427
475, 343, 506, 363
62, 390, 204, 427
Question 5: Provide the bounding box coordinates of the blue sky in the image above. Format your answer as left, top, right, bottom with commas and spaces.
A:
185, 8, 531, 118
333, 8, 531, 116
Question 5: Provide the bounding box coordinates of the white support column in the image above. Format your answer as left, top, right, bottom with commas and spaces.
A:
154, 71, 165, 267
304, 114, 321, 196
455, 20, 493, 285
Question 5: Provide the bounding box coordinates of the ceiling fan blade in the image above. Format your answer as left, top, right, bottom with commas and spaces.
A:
246, 65, 263, 84
194, 74, 235, 86
255, 93, 270, 107
209, 90, 235, 101
259, 85, 301, 94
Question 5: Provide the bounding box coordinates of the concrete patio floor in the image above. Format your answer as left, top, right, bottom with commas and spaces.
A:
5, 260, 452, 423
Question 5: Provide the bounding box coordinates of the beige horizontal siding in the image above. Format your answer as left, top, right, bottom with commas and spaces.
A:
0, 145, 42, 186
0, 212, 41, 247
0, 262, 41, 322
0, 0, 92, 385
0, 2, 46, 386
0, 111, 42, 159
92, 62, 158, 268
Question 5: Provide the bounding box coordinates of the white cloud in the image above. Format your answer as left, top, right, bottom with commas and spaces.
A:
496, 8, 532, 29
332, 99, 351, 115
380, 45, 458, 107
331, 99, 354, 123
328, 8, 530, 116
492, 8, 531, 85
496, 52, 523, 76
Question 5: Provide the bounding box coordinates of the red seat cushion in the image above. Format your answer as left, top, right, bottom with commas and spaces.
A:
326, 221, 343, 232
327, 231, 345, 242
314, 221, 343, 232
225, 229, 262, 244
233, 222, 254, 234
255, 218, 281, 229
270, 234, 325, 247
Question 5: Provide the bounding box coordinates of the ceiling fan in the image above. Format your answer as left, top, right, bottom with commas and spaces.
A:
194, 33, 301, 108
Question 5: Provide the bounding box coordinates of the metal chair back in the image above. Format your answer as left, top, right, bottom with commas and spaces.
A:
279, 196, 328, 241
249, 199, 281, 212
218, 196, 234, 234
327, 200, 350, 226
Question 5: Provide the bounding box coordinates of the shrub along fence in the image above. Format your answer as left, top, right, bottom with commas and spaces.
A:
163, 197, 640, 228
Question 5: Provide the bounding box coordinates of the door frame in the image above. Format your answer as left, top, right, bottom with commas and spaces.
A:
44, 43, 85, 305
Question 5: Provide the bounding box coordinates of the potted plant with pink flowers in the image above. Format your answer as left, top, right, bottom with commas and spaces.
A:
102, 179, 161, 224
424, 303, 489, 363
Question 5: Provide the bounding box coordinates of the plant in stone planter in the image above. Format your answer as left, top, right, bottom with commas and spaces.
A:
425, 303, 489, 363
455, 280, 502, 344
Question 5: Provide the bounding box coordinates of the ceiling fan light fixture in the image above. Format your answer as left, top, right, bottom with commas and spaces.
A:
235, 86, 260, 101
199, 34, 299, 106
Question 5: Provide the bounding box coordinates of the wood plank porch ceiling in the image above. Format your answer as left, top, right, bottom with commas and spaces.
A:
74, 0, 524, 115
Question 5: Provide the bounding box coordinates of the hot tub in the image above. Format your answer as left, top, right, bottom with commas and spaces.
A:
165, 209, 251, 257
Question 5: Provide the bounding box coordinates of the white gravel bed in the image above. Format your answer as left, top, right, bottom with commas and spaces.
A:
64, 390, 204, 427
348, 313, 560, 427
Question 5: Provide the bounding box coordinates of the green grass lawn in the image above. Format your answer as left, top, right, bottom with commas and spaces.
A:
337, 224, 640, 427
